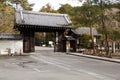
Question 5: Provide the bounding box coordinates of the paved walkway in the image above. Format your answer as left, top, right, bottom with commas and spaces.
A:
67, 52, 120, 63
28, 46, 120, 64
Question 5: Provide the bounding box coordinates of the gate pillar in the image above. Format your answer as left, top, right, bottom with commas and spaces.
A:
57, 31, 65, 52
30, 31, 35, 52
54, 32, 58, 52
54, 31, 65, 52
70, 40, 77, 52
22, 30, 35, 53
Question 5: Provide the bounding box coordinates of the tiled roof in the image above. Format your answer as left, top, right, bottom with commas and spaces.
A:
15, 10, 72, 28
72, 27, 101, 36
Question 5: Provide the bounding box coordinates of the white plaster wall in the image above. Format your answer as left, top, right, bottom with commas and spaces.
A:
0, 40, 23, 54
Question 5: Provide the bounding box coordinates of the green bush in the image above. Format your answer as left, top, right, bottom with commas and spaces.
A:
81, 34, 91, 48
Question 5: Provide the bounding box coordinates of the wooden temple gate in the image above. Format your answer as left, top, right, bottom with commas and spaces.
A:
14, 10, 74, 53
18, 27, 68, 53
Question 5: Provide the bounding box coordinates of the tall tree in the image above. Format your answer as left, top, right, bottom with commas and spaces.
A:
80, 0, 101, 54
8, 0, 33, 10
0, 1, 14, 33
59, 0, 119, 56
97, 0, 119, 56
78, 0, 120, 56
0, 0, 33, 33
58, 4, 73, 14
40, 3, 58, 13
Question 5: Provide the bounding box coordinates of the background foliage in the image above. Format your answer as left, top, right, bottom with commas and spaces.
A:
0, 0, 120, 42
0, 0, 32, 33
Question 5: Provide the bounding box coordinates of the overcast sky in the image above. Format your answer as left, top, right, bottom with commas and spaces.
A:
28, 0, 85, 11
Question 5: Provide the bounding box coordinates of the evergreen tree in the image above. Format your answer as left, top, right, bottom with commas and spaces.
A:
40, 3, 58, 13
0, 0, 33, 33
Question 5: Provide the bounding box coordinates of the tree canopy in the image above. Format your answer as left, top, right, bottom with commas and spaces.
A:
0, 0, 33, 33
0, 0, 120, 41
58, 1, 120, 41
40, 3, 58, 13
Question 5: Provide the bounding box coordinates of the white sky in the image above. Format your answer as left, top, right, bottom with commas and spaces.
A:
28, 0, 85, 11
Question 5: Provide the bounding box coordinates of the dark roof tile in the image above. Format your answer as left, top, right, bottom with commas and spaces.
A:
72, 27, 101, 36
15, 10, 72, 28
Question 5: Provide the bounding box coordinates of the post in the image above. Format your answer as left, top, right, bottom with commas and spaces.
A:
23, 31, 31, 53
23, 30, 35, 53
30, 31, 35, 52
70, 40, 76, 52
54, 32, 58, 52
58, 31, 65, 52
112, 41, 115, 54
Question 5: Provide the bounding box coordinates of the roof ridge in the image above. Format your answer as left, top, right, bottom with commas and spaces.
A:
16, 10, 68, 17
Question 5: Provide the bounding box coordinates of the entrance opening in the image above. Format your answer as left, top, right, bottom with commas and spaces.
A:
35, 32, 54, 52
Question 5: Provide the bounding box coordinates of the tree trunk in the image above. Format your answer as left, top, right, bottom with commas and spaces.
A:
100, 0, 109, 57
90, 25, 95, 54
